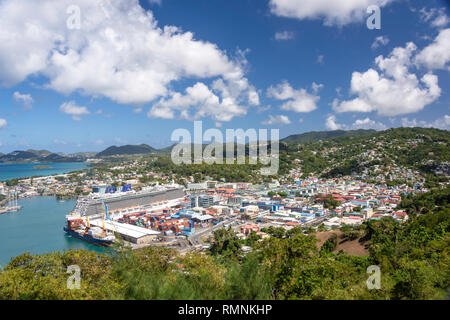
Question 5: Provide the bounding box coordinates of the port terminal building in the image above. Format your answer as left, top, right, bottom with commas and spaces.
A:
90, 220, 160, 244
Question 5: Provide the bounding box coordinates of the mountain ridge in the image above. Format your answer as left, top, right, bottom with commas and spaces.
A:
0, 150, 86, 163
96, 144, 158, 157
1, 128, 448, 161
280, 129, 377, 144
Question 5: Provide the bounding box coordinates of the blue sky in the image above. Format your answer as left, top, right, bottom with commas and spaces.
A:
0, 0, 449, 153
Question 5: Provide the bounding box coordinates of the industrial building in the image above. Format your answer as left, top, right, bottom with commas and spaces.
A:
90, 220, 160, 244
190, 194, 215, 208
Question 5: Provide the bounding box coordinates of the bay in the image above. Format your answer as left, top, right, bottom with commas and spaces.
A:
0, 162, 90, 181
0, 196, 108, 267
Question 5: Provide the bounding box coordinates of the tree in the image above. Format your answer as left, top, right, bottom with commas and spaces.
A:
209, 228, 241, 261
5, 179, 19, 187
317, 194, 341, 209
261, 226, 285, 239
341, 225, 361, 241
320, 233, 338, 254
245, 231, 261, 247
224, 253, 272, 299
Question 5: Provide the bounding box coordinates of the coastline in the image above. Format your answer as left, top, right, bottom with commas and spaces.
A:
0, 162, 91, 182
0, 160, 87, 164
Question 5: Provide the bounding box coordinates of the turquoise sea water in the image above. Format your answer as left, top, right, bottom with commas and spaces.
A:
0, 162, 90, 181
0, 196, 107, 267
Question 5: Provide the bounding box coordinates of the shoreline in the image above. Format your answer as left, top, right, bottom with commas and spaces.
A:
0, 160, 88, 165
0, 162, 92, 182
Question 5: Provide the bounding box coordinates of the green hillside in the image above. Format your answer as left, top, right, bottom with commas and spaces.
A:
96, 144, 158, 157
281, 129, 376, 144
26, 149, 52, 157
282, 127, 450, 181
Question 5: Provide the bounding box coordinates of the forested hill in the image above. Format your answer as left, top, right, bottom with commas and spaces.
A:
280, 127, 450, 182
281, 129, 376, 144
94, 127, 448, 159
0, 150, 85, 163
96, 144, 158, 157
112, 127, 449, 184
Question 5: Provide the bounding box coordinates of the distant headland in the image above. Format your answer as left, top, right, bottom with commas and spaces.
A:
32, 165, 52, 169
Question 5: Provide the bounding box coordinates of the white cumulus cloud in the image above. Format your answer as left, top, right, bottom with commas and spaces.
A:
415, 28, 450, 71
262, 114, 291, 125
59, 101, 90, 121
13, 92, 34, 110
401, 115, 450, 130
148, 82, 248, 122
267, 80, 321, 113
0, 0, 258, 121
325, 114, 386, 131
333, 42, 441, 116
325, 115, 342, 130
418, 7, 449, 28
269, 0, 394, 26
351, 117, 387, 130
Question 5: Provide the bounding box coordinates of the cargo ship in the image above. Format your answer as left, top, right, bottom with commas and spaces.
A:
64, 216, 115, 247
64, 183, 184, 245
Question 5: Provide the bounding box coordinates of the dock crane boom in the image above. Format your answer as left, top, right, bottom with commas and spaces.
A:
102, 200, 111, 220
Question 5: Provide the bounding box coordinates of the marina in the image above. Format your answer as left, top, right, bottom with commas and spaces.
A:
0, 190, 22, 214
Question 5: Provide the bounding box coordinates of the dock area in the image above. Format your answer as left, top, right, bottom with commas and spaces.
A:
90, 220, 160, 244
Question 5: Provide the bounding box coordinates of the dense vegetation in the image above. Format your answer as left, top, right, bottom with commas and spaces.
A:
96, 144, 159, 157
281, 129, 376, 144
283, 127, 450, 181
146, 127, 449, 183
81, 127, 449, 187
146, 155, 285, 184
1, 187, 448, 300
0, 150, 85, 163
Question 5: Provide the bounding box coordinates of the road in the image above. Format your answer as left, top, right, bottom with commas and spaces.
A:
189, 219, 235, 245
176, 214, 330, 254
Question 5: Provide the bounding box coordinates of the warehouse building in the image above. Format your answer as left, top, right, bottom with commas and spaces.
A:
90, 220, 160, 244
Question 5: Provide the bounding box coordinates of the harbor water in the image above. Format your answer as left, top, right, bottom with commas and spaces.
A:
0, 196, 108, 267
